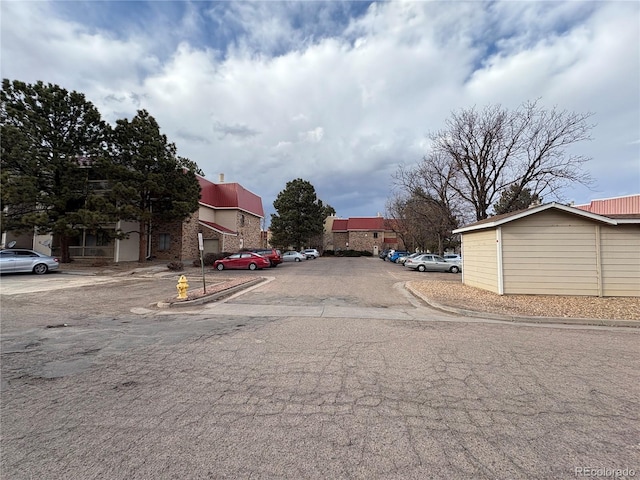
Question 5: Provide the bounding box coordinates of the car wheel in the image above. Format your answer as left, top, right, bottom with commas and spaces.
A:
449, 266, 460, 274
33, 263, 48, 275
249, 263, 257, 270
216, 263, 224, 271
417, 265, 426, 272
295, 258, 301, 262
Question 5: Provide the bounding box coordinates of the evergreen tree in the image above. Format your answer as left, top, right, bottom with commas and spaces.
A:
493, 186, 540, 215
270, 179, 334, 250
0, 79, 109, 262
104, 110, 201, 262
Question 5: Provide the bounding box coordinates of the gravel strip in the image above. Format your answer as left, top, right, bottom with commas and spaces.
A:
408, 279, 640, 321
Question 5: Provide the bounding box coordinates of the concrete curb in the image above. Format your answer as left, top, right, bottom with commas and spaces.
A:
405, 284, 640, 328
157, 277, 266, 308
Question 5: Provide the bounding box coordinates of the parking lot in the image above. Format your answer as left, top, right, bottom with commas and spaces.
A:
2, 257, 639, 479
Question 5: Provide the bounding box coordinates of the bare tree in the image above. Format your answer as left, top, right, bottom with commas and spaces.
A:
426, 100, 594, 221
390, 155, 461, 254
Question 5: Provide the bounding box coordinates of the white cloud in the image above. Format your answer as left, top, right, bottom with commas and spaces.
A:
1, 0, 638, 218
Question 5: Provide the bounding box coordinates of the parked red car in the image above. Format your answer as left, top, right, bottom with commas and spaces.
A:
214, 252, 270, 271
249, 248, 283, 267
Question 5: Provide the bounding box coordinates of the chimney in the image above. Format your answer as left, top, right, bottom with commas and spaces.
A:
219, 173, 225, 183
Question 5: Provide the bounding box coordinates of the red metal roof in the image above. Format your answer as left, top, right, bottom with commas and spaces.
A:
199, 220, 237, 235
331, 217, 390, 231
346, 217, 387, 230
575, 194, 640, 215
197, 176, 264, 217
332, 219, 349, 231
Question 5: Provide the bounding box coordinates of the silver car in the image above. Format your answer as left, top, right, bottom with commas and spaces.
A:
405, 254, 461, 273
282, 251, 306, 262
303, 249, 320, 259
0, 249, 60, 274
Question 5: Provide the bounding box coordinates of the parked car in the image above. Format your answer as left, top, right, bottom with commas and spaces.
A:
405, 254, 461, 273
397, 252, 421, 265
214, 252, 270, 271
282, 251, 306, 262
0, 249, 60, 274
389, 250, 409, 263
303, 249, 320, 259
443, 254, 462, 262
249, 248, 283, 267
379, 249, 391, 260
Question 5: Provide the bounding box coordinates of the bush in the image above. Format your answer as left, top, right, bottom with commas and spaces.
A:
167, 261, 184, 271
333, 250, 374, 257
192, 252, 231, 267
323, 250, 335, 256
335, 249, 359, 257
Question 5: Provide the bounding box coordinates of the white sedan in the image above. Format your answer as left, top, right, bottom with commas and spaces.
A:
282, 251, 306, 262
405, 254, 461, 273
0, 249, 60, 274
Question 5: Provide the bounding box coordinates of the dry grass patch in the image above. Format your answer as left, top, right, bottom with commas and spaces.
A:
408, 279, 640, 321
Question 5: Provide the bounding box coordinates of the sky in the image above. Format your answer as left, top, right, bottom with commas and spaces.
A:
1, 1, 639, 223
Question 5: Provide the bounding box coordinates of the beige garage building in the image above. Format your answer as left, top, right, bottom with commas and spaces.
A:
452, 202, 640, 297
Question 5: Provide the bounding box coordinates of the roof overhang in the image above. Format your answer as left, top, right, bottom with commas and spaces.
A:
199, 221, 238, 235
199, 202, 264, 219
453, 202, 619, 234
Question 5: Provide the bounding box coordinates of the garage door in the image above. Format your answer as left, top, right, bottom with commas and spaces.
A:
203, 239, 219, 254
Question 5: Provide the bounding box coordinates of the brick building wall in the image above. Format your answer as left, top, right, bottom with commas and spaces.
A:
180, 211, 201, 261
331, 230, 405, 254
236, 212, 262, 250
351, 231, 387, 252
333, 232, 349, 250
151, 220, 185, 261
151, 207, 263, 260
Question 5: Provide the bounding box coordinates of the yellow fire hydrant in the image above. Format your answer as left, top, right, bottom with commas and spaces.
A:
176, 275, 189, 299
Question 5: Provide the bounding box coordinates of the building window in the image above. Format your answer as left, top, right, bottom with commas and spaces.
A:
240, 214, 245, 227
373, 232, 379, 239
158, 233, 171, 251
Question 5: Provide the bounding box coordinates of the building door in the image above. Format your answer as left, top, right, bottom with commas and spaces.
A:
373, 245, 379, 256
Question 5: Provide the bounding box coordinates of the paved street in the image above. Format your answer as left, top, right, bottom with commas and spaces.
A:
1, 258, 639, 479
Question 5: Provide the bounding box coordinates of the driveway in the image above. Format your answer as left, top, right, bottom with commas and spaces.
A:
1, 258, 639, 479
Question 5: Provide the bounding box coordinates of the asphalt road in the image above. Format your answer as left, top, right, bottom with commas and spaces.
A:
1, 258, 639, 479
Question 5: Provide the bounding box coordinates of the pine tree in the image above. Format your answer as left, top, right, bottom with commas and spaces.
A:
1, 79, 109, 262
104, 110, 201, 261
270, 179, 334, 250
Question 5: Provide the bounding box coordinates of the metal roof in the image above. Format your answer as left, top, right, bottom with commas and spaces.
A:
574, 194, 640, 215
331, 217, 392, 232
197, 176, 264, 218
199, 220, 237, 235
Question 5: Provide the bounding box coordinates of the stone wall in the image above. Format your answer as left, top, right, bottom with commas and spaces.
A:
333, 232, 349, 250
347, 231, 382, 253
151, 210, 264, 260
180, 211, 201, 261
331, 230, 405, 253
236, 212, 262, 250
